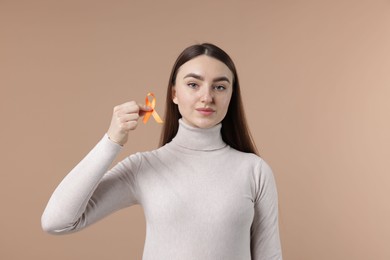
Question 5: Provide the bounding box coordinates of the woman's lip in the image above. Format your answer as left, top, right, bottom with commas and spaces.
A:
196, 108, 215, 115
196, 108, 215, 112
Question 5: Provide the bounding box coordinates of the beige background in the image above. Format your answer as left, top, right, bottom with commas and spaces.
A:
1, 0, 389, 259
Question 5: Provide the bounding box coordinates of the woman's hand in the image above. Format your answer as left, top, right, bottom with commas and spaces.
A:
107, 101, 152, 146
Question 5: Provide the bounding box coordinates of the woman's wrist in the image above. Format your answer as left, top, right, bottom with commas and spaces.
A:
107, 133, 124, 147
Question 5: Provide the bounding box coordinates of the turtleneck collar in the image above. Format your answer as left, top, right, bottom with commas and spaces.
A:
170, 119, 227, 151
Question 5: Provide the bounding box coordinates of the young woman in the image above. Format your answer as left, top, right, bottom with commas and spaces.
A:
42, 43, 283, 259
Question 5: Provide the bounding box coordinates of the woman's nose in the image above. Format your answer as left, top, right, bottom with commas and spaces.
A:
200, 87, 213, 103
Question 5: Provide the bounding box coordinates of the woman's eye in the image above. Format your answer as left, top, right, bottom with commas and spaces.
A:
214, 85, 226, 91
187, 83, 198, 89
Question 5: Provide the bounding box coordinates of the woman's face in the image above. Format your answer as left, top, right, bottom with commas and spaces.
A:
172, 55, 233, 129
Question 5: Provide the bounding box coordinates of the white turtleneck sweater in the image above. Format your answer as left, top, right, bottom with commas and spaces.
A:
42, 119, 282, 260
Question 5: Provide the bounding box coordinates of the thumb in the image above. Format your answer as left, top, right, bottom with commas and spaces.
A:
139, 103, 153, 111
138, 104, 153, 116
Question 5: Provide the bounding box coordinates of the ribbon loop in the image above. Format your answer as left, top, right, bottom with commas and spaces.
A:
143, 92, 163, 124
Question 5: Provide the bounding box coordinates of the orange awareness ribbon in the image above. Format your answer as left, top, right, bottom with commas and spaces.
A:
142, 92, 163, 124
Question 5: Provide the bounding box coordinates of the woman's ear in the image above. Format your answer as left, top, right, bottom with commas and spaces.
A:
172, 86, 178, 104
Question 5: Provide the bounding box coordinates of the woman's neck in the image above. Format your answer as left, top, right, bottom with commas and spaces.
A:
170, 119, 226, 151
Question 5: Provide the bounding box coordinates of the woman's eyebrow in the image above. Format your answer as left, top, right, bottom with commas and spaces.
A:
213, 76, 230, 83
184, 73, 204, 81
184, 73, 231, 83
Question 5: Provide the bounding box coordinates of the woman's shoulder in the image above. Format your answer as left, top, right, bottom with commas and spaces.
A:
124, 145, 168, 163
227, 146, 274, 174
227, 146, 262, 162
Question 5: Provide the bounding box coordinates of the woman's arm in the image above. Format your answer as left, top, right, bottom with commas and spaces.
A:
41, 101, 151, 234
250, 159, 283, 259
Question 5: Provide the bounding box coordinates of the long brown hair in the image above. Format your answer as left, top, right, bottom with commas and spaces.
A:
159, 43, 259, 155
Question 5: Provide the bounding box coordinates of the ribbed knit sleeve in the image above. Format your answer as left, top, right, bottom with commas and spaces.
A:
250, 159, 283, 259
41, 134, 140, 235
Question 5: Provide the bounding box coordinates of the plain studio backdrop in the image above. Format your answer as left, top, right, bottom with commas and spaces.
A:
1, 0, 389, 259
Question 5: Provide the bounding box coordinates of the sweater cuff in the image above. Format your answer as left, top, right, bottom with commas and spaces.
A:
103, 133, 124, 149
